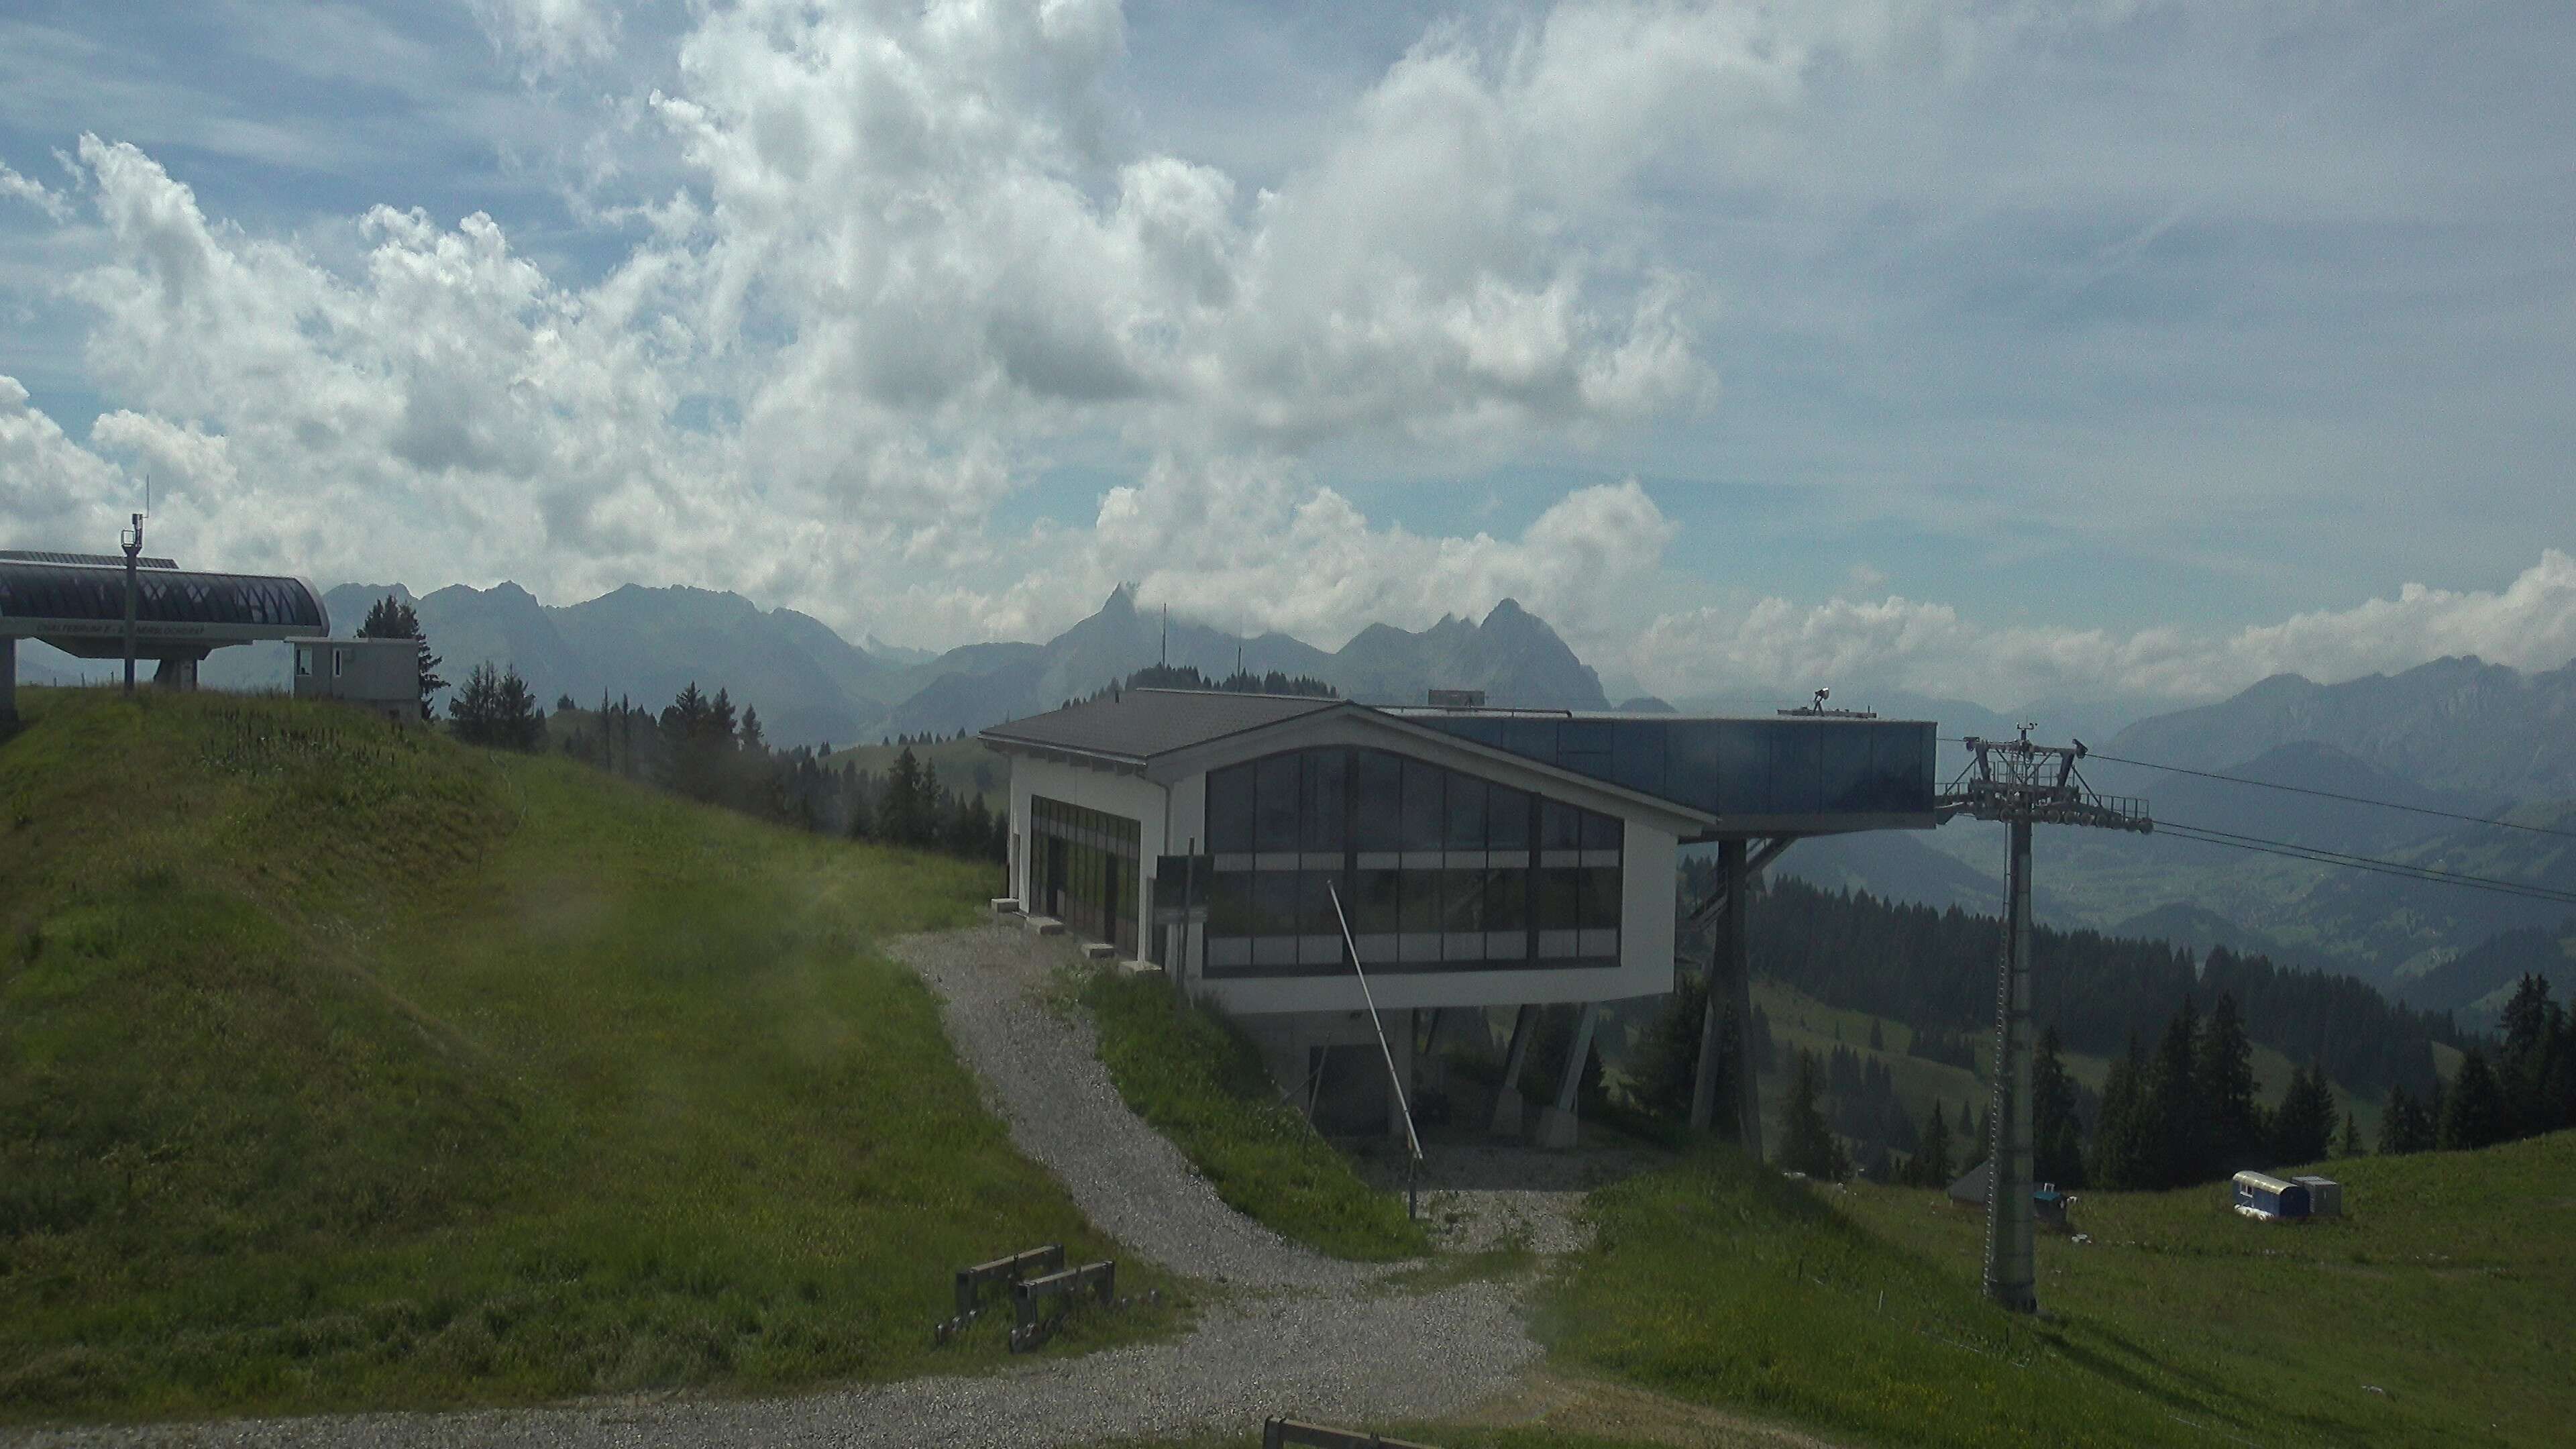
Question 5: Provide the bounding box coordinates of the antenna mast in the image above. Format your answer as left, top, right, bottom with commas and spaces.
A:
119, 478, 148, 696
1937, 725, 2149, 1313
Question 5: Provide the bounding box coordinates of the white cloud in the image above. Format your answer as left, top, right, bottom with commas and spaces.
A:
0, 161, 70, 221
468, 0, 618, 76
1632, 551, 2576, 707
0, 373, 127, 543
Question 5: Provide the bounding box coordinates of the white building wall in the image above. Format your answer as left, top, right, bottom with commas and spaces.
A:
1006, 755, 1171, 954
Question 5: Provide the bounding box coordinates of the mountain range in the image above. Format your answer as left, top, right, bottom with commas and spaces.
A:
174, 580, 1607, 751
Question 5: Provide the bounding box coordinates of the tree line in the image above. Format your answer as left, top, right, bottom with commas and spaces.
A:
2380, 974, 2576, 1156
1692, 867, 2462, 1101
548, 687, 1006, 862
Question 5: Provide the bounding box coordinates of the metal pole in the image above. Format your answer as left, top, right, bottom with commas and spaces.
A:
1727, 839, 1764, 1158
120, 513, 142, 696
1687, 841, 1736, 1133
1982, 815, 2037, 1311
1327, 882, 1424, 1215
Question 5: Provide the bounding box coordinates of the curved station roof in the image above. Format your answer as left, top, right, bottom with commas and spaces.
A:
0, 553, 329, 659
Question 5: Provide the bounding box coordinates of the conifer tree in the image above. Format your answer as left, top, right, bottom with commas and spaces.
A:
2091, 1032, 2161, 1188
1915, 1097, 1953, 1187
1778, 1049, 1849, 1179
2193, 992, 2265, 1177
2147, 993, 2201, 1186
2438, 1051, 2509, 1151
358, 594, 445, 720
2272, 1062, 2337, 1165
2338, 1110, 2363, 1158
2033, 1025, 2087, 1188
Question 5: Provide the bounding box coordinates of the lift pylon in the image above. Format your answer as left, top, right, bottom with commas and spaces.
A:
1937, 727, 2149, 1313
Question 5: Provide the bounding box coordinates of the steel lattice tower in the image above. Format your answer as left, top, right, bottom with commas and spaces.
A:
1938, 727, 2150, 1312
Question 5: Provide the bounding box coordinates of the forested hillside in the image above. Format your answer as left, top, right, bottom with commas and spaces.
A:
1696, 867, 2466, 1101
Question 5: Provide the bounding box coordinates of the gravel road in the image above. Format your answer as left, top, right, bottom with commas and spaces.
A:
9, 922, 1552, 1449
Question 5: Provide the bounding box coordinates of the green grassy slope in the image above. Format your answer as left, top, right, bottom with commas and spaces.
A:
1079, 970, 1428, 1260
0, 688, 1171, 1422
1552, 1132, 2575, 1447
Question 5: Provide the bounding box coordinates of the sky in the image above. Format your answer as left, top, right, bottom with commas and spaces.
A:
3, 0, 2572, 711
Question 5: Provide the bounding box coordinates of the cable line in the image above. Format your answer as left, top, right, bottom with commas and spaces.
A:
1944, 737, 2576, 841
2152, 817, 2576, 908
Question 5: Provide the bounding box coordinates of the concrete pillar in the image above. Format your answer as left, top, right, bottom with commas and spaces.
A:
1727, 841, 1764, 1159
1490, 1003, 1538, 1136
152, 655, 199, 690
1984, 817, 2038, 1312
1, 637, 16, 726
1534, 1003, 1600, 1150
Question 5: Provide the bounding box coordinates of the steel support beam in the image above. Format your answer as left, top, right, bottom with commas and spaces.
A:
1727, 838, 1764, 1158
1982, 816, 2037, 1312
0, 637, 15, 726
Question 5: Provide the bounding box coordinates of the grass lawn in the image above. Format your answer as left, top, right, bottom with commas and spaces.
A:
0, 688, 1178, 1423
1079, 969, 1430, 1262
1550, 1132, 2575, 1447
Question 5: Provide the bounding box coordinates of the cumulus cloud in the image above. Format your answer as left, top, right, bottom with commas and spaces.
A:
0, 374, 127, 543
0, 161, 70, 221
1632, 551, 2576, 707
468, 0, 618, 76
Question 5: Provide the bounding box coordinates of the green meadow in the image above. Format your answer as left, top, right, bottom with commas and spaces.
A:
0, 687, 1177, 1423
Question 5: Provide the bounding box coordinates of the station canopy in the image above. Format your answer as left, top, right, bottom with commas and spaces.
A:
0, 555, 329, 659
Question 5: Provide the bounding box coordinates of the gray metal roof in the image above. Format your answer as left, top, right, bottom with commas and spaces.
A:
981, 688, 1341, 761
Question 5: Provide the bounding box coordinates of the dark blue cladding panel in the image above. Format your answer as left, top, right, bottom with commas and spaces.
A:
1407, 714, 1935, 824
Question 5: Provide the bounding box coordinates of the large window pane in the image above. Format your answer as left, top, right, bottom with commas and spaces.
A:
1444, 775, 1487, 851
1581, 810, 1622, 853
1715, 723, 1769, 815
1581, 867, 1623, 929
1400, 758, 1444, 851
1301, 748, 1348, 851
1209, 873, 1253, 936
1534, 867, 1580, 931
1256, 755, 1300, 851
1442, 869, 1483, 932
1208, 764, 1254, 853
1483, 867, 1526, 931
1300, 871, 1341, 936
1400, 870, 1442, 934
1770, 724, 1823, 814
1487, 785, 1532, 852
1821, 725, 1875, 812
1354, 750, 1403, 851
1540, 799, 1582, 851
1355, 868, 1401, 934
1500, 718, 1557, 765
1254, 871, 1299, 936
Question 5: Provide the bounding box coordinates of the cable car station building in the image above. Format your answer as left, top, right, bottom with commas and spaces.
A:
982, 689, 1937, 1144
0, 549, 330, 723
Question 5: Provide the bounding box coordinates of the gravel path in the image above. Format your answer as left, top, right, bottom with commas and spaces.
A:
7, 922, 1552, 1449
892, 923, 1366, 1291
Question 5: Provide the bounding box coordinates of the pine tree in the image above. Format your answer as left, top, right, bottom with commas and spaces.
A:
2091, 1032, 2161, 1189
2033, 1025, 2087, 1189
2272, 1062, 2337, 1165
2193, 992, 2265, 1177
1915, 1098, 1953, 1187
2379, 1083, 2423, 1155
2147, 993, 2201, 1187
2337, 1110, 2362, 1158
357, 594, 444, 719
2438, 1051, 2509, 1151
1778, 1049, 1849, 1179
1868, 1020, 1885, 1052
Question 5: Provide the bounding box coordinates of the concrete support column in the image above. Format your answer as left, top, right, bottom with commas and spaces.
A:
1, 637, 16, 726
1983, 817, 2037, 1312
1534, 1004, 1599, 1150
1727, 841, 1764, 1159
1490, 1003, 1538, 1136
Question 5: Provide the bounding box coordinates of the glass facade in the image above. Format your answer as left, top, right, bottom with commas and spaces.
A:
1202, 747, 1622, 978
1406, 713, 1933, 820
0, 564, 326, 630
1030, 795, 1140, 956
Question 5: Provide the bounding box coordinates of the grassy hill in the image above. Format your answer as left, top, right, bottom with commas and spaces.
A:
0, 688, 1171, 1423
1552, 1132, 2576, 1446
